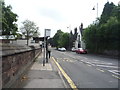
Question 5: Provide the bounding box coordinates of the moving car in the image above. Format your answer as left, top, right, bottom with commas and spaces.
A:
58, 47, 66, 51
75, 48, 87, 54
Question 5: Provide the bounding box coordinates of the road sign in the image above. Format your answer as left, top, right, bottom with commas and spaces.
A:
45, 29, 51, 37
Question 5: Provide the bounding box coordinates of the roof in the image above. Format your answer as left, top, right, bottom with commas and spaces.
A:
0, 35, 15, 39
33, 37, 48, 41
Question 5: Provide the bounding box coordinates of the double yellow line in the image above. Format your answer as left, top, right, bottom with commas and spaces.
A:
52, 57, 78, 90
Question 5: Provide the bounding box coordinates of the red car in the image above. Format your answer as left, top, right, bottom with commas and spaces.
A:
75, 48, 87, 54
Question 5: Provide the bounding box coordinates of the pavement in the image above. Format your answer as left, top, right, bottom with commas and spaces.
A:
16, 52, 70, 88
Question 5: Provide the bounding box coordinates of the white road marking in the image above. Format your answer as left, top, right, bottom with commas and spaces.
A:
84, 57, 88, 59
66, 60, 68, 61
80, 60, 95, 66
92, 62, 114, 65
86, 62, 95, 66
108, 70, 120, 76
64, 58, 68, 60
80, 60, 84, 62
87, 64, 92, 67
96, 65, 118, 68
96, 68, 105, 72
93, 59, 99, 61
69, 60, 74, 63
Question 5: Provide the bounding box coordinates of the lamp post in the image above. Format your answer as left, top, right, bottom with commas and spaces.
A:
92, 3, 98, 19
97, 3, 98, 18
118, 1, 120, 5
67, 25, 71, 50
92, 3, 99, 25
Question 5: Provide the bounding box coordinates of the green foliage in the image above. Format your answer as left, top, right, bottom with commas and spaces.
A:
1, 1, 18, 38
59, 33, 69, 49
100, 2, 115, 24
83, 2, 119, 53
20, 20, 39, 45
112, 5, 120, 21
53, 30, 64, 48
52, 30, 70, 49
20, 20, 39, 37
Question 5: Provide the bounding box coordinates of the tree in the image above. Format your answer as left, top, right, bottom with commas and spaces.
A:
112, 5, 120, 21
48, 38, 54, 47
52, 29, 70, 50
83, 2, 120, 54
100, 2, 115, 24
20, 20, 39, 45
1, 0, 18, 38
60, 33, 69, 49
53, 30, 63, 48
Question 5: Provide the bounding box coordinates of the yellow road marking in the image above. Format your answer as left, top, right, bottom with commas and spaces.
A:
67, 60, 69, 62
69, 60, 74, 63
52, 57, 78, 90
96, 68, 105, 72
112, 75, 120, 79
87, 64, 91, 67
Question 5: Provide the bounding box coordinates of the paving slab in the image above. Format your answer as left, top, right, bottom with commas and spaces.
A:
16, 53, 68, 88
22, 79, 65, 88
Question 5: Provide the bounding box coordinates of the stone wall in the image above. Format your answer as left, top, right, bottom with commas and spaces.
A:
1, 43, 42, 88
103, 50, 119, 58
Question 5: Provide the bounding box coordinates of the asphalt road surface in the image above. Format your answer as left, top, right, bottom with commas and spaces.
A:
51, 49, 119, 89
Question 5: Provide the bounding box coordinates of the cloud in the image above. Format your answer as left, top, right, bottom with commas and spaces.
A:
5, 0, 120, 37
39, 8, 65, 22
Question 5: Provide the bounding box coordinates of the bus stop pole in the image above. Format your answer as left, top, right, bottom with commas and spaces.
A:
43, 29, 46, 66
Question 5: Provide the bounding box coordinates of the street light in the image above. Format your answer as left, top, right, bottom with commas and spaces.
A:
118, 1, 120, 6
92, 3, 98, 19
67, 25, 71, 50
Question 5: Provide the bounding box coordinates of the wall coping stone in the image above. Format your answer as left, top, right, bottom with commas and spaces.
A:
0, 43, 41, 57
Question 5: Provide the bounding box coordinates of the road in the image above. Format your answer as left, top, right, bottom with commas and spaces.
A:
51, 49, 119, 88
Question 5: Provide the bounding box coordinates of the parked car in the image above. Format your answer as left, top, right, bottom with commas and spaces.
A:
58, 48, 61, 51
75, 48, 87, 54
71, 47, 77, 52
58, 47, 66, 51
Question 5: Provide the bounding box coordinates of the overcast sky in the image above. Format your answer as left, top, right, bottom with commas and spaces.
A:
5, 0, 120, 37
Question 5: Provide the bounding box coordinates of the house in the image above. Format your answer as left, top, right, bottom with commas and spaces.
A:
74, 23, 86, 49
0, 35, 15, 43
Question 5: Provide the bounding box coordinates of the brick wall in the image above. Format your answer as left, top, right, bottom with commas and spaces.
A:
1, 44, 42, 88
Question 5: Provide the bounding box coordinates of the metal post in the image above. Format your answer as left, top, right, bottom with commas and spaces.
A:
43, 29, 51, 66
43, 29, 46, 66
92, 3, 98, 19
46, 37, 48, 63
97, 3, 98, 18
67, 25, 71, 50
